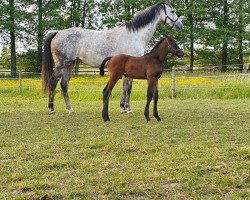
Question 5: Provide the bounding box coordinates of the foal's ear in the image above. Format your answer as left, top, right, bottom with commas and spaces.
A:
167, 35, 175, 41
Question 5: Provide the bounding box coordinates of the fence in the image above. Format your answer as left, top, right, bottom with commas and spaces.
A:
0, 67, 250, 100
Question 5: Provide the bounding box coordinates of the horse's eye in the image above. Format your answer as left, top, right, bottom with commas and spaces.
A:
171, 10, 175, 14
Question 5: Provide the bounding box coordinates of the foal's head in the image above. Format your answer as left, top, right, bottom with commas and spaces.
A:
165, 35, 184, 58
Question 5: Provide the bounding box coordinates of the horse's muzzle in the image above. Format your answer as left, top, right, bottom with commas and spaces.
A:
173, 21, 183, 31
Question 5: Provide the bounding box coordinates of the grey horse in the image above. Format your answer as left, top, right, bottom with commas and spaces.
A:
42, 0, 183, 115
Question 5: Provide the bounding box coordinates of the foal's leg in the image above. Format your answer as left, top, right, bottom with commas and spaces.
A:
153, 80, 161, 121
144, 77, 155, 122
103, 76, 120, 122
120, 77, 133, 114
60, 67, 74, 115
48, 67, 62, 115
102, 83, 111, 122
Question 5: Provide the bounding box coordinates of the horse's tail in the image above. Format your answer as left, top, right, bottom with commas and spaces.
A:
100, 56, 112, 76
42, 31, 58, 93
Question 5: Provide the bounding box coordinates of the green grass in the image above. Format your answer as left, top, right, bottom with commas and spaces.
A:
0, 88, 250, 199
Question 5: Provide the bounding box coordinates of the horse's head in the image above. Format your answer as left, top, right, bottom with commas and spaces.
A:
166, 35, 184, 58
161, 1, 183, 31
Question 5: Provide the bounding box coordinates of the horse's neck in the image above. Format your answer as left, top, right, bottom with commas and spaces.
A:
132, 14, 162, 47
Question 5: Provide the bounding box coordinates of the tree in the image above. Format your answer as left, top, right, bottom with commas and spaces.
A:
9, 0, 16, 76
0, 47, 10, 69
237, 0, 249, 71
68, 0, 96, 73
175, 0, 207, 71
22, 0, 70, 72
184, 0, 195, 71
221, 0, 229, 71
37, 0, 43, 72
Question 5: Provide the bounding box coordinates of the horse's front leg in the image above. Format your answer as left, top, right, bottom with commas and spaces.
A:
153, 80, 161, 121
120, 76, 133, 114
61, 69, 74, 115
144, 78, 155, 122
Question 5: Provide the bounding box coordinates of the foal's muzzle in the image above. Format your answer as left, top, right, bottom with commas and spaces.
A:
175, 49, 184, 58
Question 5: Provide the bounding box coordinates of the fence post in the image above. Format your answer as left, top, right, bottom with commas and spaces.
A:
171, 66, 176, 99
19, 69, 22, 93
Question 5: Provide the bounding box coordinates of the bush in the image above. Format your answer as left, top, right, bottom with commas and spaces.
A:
17, 50, 38, 71
0, 47, 11, 69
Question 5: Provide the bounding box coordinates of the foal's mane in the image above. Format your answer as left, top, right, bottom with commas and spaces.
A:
125, 1, 171, 32
145, 37, 167, 55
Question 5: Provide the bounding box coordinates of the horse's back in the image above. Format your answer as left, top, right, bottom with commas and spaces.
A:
50, 26, 145, 67
51, 27, 101, 64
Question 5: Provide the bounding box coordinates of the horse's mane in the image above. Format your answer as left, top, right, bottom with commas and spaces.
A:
145, 37, 167, 55
125, 2, 166, 32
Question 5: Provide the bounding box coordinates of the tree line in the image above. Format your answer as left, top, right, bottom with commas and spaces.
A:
0, 0, 249, 76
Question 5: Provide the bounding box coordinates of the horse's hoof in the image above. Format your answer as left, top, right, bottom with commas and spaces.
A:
68, 110, 75, 115
121, 109, 127, 114
49, 111, 56, 115
126, 110, 133, 115
121, 109, 133, 114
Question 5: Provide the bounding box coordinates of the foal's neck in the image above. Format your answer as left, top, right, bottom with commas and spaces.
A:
150, 42, 170, 63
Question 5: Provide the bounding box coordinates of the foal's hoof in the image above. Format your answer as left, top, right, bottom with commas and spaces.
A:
49, 110, 56, 115
103, 118, 110, 123
104, 120, 110, 125
156, 117, 161, 121
145, 117, 150, 122
154, 116, 161, 121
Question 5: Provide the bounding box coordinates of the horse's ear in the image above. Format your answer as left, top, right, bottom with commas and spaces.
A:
165, 0, 172, 6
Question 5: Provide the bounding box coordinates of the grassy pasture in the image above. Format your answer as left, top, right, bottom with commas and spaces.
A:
0, 75, 250, 199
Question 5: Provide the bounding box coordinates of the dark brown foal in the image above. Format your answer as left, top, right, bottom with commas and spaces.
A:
100, 35, 184, 122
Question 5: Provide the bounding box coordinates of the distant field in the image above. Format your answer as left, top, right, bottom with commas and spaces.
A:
0, 72, 250, 100
0, 75, 250, 199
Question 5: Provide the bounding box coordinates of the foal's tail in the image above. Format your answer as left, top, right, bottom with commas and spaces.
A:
42, 31, 58, 93
100, 56, 112, 76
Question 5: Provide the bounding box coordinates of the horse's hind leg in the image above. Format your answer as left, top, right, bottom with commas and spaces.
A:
61, 67, 74, 115
153, 80, 161, 121
120, 77, 133, 114
48, 68, 62, 115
